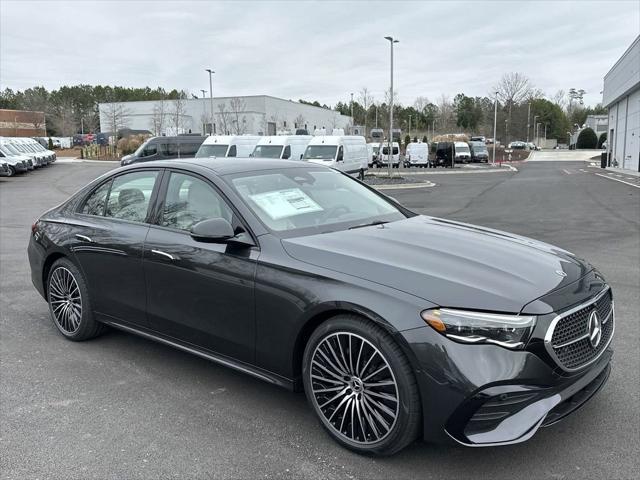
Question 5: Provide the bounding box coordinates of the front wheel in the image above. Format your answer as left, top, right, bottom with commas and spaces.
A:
303, 315, 421, 455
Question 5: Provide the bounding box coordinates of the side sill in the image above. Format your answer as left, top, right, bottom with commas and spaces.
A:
99, 317, 294, 391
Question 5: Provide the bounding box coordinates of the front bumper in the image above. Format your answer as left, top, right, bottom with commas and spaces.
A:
400, 324, 613, 446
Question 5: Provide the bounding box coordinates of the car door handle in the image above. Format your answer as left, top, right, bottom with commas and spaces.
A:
151, 249, 177, 261
75, 234, 93, 242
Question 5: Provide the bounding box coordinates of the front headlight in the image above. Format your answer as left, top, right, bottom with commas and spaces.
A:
421, 308, 536, 349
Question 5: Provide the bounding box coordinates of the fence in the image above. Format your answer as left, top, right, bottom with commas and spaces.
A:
81, 144, 120, 160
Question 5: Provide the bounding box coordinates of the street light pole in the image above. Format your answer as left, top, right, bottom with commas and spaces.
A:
350, 92, 354, 127
375, 104, 378, 128
384, 36, 399, 176
200, 89, 207, 134
492, 91, 498, 164
526, 102, 531, 143
533, 115, 539, 145
408, 115, 412, 140
206, 68, 215, 135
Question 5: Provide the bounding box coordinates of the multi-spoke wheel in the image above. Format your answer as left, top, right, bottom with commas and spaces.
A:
303, 315, 421, 455
49, 266, 82, 334
46, 258, 105, 341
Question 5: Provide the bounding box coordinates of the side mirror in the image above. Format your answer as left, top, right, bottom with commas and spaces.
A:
190, 218, 234, 243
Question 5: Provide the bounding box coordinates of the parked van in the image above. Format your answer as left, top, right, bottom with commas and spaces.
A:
367, 142, 380, 167
9, 138, 47, 167
0, 140, 31, 175
370, 128, 384, 141
121, 135, 206, 166
251, 135, 312, 160
434, 142, 454, 168
303, 135, 368, 177
404, 142, 430, 167
379, 142, 400, 167
454, 141, 471, 163
469, 141, 489, 162
196, 135, 261, 159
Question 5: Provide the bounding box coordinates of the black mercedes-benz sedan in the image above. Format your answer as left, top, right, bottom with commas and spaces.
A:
28, 158, 614, 455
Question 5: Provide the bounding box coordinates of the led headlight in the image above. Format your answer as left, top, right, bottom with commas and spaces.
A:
421, 308, 536, 349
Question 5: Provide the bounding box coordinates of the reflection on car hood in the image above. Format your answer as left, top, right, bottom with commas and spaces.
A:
282, 215, 592, 314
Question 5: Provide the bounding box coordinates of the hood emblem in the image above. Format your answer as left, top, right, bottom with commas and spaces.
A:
587, 310, 602, 349
555, 270, 567, 277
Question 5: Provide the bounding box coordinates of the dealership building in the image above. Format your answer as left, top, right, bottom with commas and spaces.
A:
603, 35, 639, 172
99, 95, 352, 137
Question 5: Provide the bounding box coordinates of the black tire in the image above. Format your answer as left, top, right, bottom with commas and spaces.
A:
8, 166, 16, 176
46, 257, 106, 341
302, 314, 421, 455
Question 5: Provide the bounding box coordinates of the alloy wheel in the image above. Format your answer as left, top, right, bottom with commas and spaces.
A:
49, 266, 82, 334
309, 332, 399, 444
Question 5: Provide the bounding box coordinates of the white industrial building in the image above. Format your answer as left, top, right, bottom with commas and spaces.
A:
99, 95, 352, 137
602, 35, 639, 172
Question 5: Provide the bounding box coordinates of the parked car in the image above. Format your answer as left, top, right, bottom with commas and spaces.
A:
470, 135, 486, 143
367, 142, 381, 167
303, 135, 368, 177
121, 135, 207, 166
454, 142, 471, 163
196, 135, 261, 159
508, 141, 527, 150
469, 141, 489, 163
252, 135, 312, 160
0, 161, 9, 176
28, 157, 614, 455
404, 142, 430, 167
434, 142, 454, 167
0, 149, 29, 175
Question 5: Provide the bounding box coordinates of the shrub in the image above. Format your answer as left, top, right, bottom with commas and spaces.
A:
422, 135, 428, 143
117, 134, 149, 155
48, 137, 54, 149
576, 127, 598, 149
597, 132, 607, 149
404, 134, 411, 146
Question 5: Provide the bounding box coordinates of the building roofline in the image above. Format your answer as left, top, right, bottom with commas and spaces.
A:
604, 34, 640, 80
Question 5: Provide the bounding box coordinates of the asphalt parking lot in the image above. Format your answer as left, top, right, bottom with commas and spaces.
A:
1, 160, 638, 479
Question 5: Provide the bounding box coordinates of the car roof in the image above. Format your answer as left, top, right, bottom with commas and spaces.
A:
126, 157, 322, 175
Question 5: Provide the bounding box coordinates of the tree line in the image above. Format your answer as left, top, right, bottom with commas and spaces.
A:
0, 72, 607, 143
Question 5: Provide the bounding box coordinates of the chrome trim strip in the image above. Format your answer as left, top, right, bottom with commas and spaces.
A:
100, 319, 288, 387
553, 333, 590, 349
544, 286, 614, 372
70, 246, 127, 256
151, 249, 176, 261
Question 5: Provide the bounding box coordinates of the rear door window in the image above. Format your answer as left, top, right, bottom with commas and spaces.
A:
104, 171, 159, 223
80, 181, 112, 216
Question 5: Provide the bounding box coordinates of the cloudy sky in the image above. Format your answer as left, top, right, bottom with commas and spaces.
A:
1, 0, 638, 107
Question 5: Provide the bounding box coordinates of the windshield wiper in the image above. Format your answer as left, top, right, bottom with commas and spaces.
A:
348, 220, 388, 230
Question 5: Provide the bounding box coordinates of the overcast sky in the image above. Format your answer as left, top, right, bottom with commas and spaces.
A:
1, 0, 638, 107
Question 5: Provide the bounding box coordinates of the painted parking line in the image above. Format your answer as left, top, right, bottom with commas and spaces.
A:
372, 181, 436, 190
594, 173, 640, 189
562, 169, 572, 175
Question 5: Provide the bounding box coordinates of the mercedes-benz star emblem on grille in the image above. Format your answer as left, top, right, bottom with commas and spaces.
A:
587, 309, 602, 349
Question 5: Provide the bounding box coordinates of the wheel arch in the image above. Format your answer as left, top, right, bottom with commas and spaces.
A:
290, 302, 401, 392
41, 251, 68, 300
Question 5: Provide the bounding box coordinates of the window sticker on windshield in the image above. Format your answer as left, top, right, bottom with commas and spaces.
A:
249, 188, 323, 220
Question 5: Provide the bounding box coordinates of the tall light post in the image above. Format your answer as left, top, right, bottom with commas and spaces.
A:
384, 36, 399, 176
200, 89, 207, 134
375, 104, 378, 128
350, 92, 354, 127
526, 101, 531, 143
205, 68, 215, 135
492, 91, 498, 164
408, 114, 412, 140
533, 115, 539, 145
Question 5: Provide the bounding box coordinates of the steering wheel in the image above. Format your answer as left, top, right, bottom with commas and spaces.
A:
321, 204, 351, 220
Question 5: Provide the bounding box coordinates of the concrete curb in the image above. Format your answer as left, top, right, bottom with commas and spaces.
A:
56, 158, 120, 165
370, 181, 436, 190
368, 165, 517, 176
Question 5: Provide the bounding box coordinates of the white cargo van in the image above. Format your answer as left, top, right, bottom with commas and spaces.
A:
251, 135, 312, 160
380, 142, 400, 167
195, 135, 261, 158
303, 135, 368, 177
367, 142, 381, 167
405, 142, 430, 167
454, 141, 471, 163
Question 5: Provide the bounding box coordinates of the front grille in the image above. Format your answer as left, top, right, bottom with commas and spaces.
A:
546, 288, 614, 371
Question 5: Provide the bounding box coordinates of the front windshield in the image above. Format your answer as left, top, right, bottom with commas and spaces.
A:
196, 144, 229, 158
228, 167, 405, 237
303, 145, 337, 160
252, 145, 284, 159
456, 145, 470, 153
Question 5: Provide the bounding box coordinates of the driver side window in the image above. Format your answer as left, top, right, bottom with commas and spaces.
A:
160, 172, 233, 232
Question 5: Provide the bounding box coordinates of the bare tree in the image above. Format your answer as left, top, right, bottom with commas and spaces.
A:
294, 114, 305, 131
358, 87, 374, 129
437, 94, 454, 133
102, 102, 130, 143
51, 103, 76, 137
150, 98, 167, 136
169, 93, 187, 135
229, 97, 248, 134
552, 89, 567, 110
493, 72, 532, 107
218, 103, 231, 135
413, 96, 430, 113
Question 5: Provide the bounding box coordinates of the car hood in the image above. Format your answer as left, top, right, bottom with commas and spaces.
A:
281, 215, 592, 314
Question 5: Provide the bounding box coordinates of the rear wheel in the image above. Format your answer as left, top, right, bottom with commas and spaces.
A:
47, 258, 105, 341
8, 166, 15, 176
303, 315, 421, 455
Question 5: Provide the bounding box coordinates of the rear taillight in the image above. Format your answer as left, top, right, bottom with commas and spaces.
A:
31, 221, 39, 235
